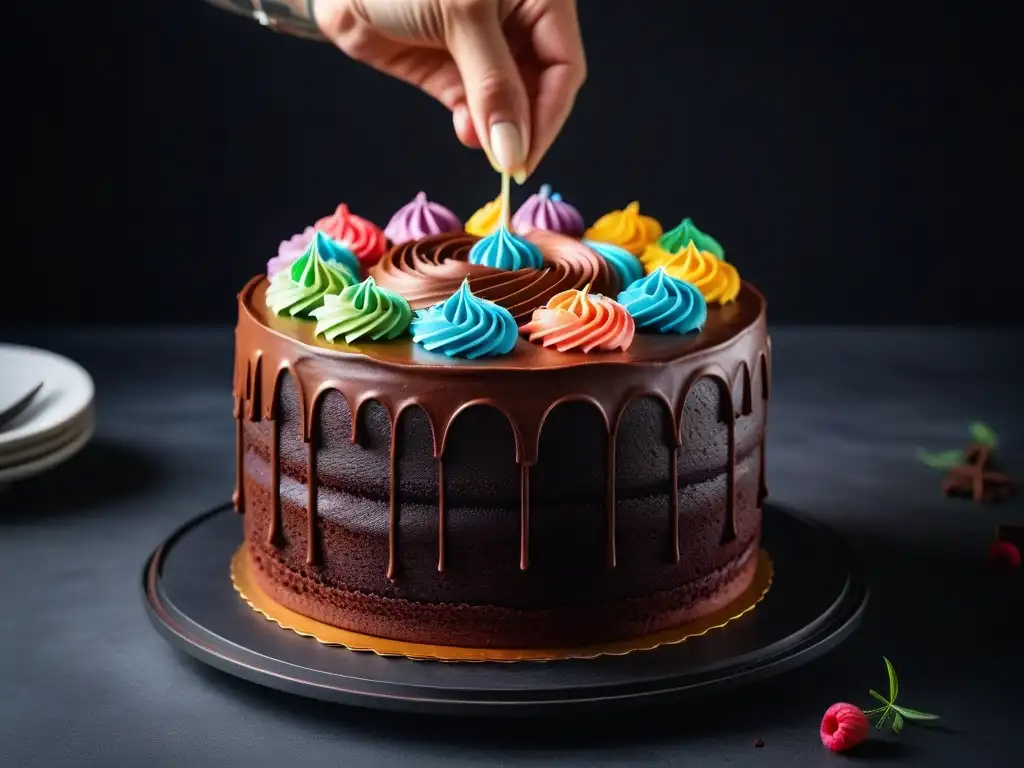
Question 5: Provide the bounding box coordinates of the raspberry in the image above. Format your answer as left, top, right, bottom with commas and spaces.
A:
988, 541, 1021, 572
820, 702, 869, 752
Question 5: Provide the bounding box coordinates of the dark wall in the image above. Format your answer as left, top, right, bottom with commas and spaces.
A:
8, 2, 1014, 326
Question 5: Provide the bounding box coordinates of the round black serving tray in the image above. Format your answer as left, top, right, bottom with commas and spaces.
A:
143, 502, 867, 716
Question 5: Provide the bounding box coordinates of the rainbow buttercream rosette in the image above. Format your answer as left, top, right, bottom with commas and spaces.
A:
511, 184, 585, 237
465, 196, 502, 237
265, 233, 357, 318
520, 285, 635, 353
311, 276, 412, 343
268, 229, 361, 281
584, 201, 663, 256
468, 223, 544, 271
616, 267, 707, 334
582, 239, 644, 290
384, 192, 462, 244
659, 217, 725, 260
316, 231, 361, 275
641, 240, 740, 304
268, 226, 316, 278
314, 203, 387, 267
411, 278, 518, 359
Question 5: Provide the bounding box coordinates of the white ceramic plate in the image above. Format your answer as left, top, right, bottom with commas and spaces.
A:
0, 406, 95, 469
0, 416, 96, 484
0, 344, 95, 454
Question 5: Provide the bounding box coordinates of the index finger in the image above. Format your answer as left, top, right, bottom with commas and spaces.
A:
522, 1, 587, 177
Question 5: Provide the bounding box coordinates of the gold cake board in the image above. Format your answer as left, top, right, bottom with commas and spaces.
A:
231, 546, 773, 663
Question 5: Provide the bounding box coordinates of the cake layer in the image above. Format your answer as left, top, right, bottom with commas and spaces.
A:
247, 530, 760, 648
241, 437, 763, 605
244, 379, 767, 506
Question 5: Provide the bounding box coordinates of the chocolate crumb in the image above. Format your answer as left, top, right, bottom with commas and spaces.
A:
753, 738, 764, 748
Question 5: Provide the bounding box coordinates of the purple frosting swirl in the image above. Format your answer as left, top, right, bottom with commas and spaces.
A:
511, 184, 585, 237
384, 192, 463, 244
267, 226, 315, 277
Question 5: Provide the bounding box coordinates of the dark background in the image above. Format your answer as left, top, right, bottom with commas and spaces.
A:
8, 2, 1015, 326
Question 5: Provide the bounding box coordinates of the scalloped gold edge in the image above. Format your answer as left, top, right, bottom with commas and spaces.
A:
231, 546, 773, 663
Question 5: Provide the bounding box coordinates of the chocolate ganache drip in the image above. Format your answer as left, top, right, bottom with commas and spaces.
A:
369, 231, 618, 324
233, 277, 771, 577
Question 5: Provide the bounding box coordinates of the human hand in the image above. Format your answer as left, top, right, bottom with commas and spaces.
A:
312, 0, 586, 182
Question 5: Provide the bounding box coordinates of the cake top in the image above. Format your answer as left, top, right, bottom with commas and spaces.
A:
241, 277, 762, 372
255, 186, 760, 366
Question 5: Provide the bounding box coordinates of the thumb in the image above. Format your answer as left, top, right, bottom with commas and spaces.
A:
444, 1, 530, 178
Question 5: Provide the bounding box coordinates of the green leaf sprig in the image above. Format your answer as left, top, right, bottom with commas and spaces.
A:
916, 421, 999, 469
862, 657, 939, 734
968, 421, 999, 449
915, 448, 964, 469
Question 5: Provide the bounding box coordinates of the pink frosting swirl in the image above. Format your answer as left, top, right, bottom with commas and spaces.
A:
267, 226, 315, 277
384, 192, 463, 244
314, 203, 387, 267
511, 184, 585, 237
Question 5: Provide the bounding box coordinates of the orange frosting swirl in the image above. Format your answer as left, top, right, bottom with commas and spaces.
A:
584, 201, 663, 255
520, 286, 635, 353
641, 240, 741, 304
369, 230, 618, 325
314, 203, 387, 267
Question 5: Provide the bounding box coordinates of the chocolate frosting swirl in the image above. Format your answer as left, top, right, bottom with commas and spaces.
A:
369, 231, 619, 324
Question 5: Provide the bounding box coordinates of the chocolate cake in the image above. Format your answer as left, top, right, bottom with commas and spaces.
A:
233, 192, 771, 652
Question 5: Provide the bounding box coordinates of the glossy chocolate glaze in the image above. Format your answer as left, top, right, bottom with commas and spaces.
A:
233, 275, 771, 648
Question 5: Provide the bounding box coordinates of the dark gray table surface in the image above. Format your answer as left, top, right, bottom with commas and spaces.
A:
1, 327, 1022, 768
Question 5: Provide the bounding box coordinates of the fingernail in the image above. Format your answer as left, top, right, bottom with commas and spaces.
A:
489, 122, 525, 176
483, 145, 502, 173
513, 169, 527, 185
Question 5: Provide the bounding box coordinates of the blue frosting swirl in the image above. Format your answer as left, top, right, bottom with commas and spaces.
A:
616, 267, 707, 334
312, 230, 362, 278
410, 279, 518, 359
468, 223, 544, 271
583, 238, 644, 289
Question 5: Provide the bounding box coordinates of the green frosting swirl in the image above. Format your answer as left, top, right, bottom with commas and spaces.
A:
265, 236, 357, 318
658, 217, 725, 260
311, 277, 412, 343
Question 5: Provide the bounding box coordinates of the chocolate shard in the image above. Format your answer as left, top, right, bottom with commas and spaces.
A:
941, 442, 1014, 504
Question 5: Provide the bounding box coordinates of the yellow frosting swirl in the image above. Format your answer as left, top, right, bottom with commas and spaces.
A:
465, 196, 502, 236
641, 240, 741, 304
584, 201, 663, 256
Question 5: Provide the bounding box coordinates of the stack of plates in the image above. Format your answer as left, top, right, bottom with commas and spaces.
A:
0, 344, 95, 485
